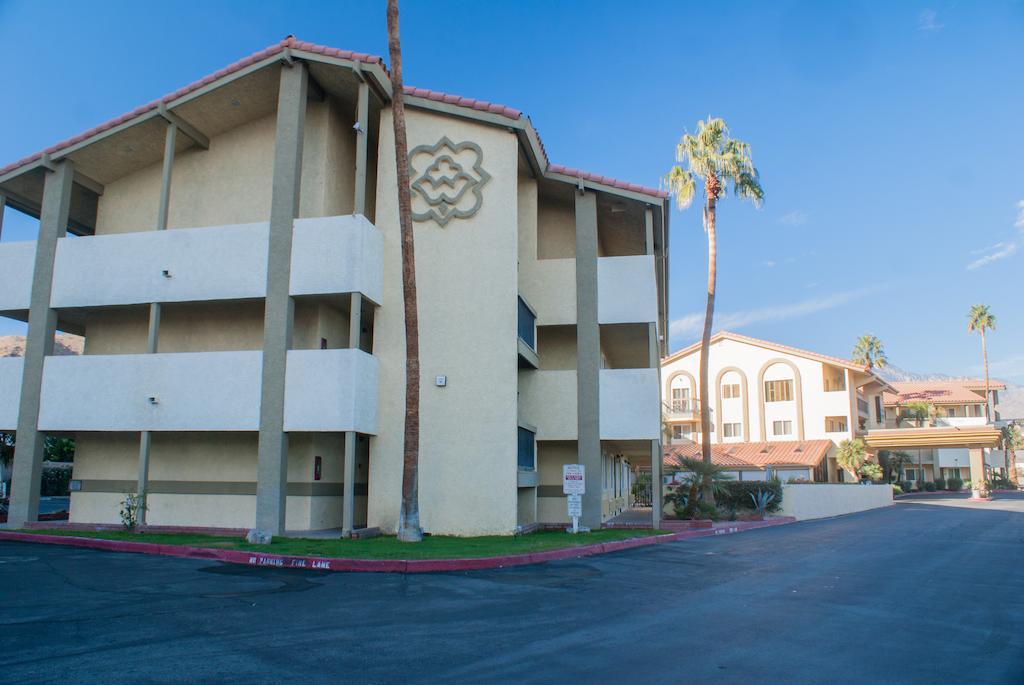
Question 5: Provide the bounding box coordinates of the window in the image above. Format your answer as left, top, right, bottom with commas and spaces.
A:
946, 407, 957, 417
874, 396, 883, 423
722, 383, 741, 399
825, 416, 848, 433
672, 425, 683, 440
671, 387, 691, 412
517, 427, 535, 471
772, 420, 793, 436
723, 423, 742, 438
517, 296, 536, 349
764, 379, 794, 402
904, 469, 917, 481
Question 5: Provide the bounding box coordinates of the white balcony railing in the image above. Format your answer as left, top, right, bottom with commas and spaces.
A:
36, 349, 379, 434
0, 215, 382, 314
0, 358, 24, 430
600, 368, 660, 440
597, 255, 657, 325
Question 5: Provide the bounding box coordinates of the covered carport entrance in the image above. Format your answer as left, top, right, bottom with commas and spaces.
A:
864, 425, 1002, 497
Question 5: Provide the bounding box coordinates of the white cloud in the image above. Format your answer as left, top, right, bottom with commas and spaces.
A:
669, 288, 875, 340
763, 260, 777, 268
777, 210, 808, 226
918, 9, 943, 31
964, 200, 1024, 270
966, 242, 1018, 270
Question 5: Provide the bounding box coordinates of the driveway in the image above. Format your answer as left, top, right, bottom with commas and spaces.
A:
2, 497, 1023, 684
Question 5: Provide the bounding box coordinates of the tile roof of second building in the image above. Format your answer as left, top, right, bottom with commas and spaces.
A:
664, 439, 833, 469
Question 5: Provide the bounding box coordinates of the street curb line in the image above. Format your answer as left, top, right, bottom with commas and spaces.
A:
0, 517, 795, 574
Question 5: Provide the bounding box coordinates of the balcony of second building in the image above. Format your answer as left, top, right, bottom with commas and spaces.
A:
5, 348, 380, 434
0, 214, 382, 325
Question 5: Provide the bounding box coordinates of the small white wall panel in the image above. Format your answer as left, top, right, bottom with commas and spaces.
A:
0, 357, 24, 430
284, 349, 380, 434
597, 255, 658, 324
0, 241, 36, 312
600, 368, 660, 440
290, 215, 384, 305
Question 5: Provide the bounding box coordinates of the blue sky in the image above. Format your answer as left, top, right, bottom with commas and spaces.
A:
1, 1, 1022, 381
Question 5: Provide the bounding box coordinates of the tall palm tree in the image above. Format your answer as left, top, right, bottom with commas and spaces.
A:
666, 118, 763, 504
387, 0, 422, 542
852, 334, 887, 370
966, 304, 996, 421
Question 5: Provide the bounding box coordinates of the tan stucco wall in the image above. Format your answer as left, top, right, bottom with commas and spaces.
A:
369, 107, 520, 536
537, 325, 578, 370
536, 191, 575, 259
95, 98, 359, 235
69, 431, 358, 530
779, 483, 892, 520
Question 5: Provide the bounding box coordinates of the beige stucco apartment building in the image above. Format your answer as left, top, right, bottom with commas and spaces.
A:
0, 38, 668, 537
661, 332, 894, 482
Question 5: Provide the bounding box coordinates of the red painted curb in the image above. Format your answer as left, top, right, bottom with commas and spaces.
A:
0, 519, 794, 574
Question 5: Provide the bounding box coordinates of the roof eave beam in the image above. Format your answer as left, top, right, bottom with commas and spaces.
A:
157, 103, 209, 150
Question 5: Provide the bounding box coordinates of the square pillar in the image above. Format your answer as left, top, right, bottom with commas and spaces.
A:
7, 160, 74, 527
575, 189, 601, 530
252, 60, 308, 541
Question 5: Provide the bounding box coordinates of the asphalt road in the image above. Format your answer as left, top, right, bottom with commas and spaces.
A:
2, 495, 1023, 684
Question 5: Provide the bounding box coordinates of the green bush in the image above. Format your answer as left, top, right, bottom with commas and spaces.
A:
990, 474, 1013, 490
900, 481, 913, 492
717, 480, 783, 513
892, 484, 903, 495
934, 478, 946, 490
40, 468, 71, 497
947, 477, 963, 491
924, 482, 937, 492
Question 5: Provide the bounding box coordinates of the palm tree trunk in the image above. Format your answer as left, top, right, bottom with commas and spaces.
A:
699, 178, 719, 506
387, 0, 422, 542
982, 329, 991, 421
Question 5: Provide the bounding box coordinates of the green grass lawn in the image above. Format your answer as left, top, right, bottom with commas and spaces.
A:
16, 528, 667, 560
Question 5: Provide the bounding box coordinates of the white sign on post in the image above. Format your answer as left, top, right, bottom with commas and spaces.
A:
563, 464, 585, 533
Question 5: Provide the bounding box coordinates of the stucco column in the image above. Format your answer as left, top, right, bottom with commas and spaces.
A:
353, 79, 369, 217
342, 292, 363, 536
7, 160, 74, 527
136, 121, 176, 525
575, 189, 601, 530
252, 61, 308, 541
0, 193, 6, 240
968, 447, 988, 498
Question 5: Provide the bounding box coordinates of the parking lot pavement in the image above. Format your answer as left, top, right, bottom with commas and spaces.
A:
2, 498, 1023, 684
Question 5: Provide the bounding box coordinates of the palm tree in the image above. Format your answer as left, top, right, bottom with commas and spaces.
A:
852, 334, 887, 370
836, 438, 867, 481
1002, 424, 1022, 487
666, 118, 763, 504
387, 0, 422, 542
966, 304, 996, 421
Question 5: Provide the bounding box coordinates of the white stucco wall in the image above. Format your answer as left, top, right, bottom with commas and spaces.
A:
49, 215, 382, 309
779, 483, 892, 520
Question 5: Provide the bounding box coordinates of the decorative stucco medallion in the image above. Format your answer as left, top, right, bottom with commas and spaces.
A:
408, 137, 491, 227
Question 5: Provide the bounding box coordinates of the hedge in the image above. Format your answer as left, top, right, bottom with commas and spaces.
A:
40, 468, 72, 497
718, 480, 783, 512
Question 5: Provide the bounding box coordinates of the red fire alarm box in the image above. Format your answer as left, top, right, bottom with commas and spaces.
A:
314, 455, 322, 481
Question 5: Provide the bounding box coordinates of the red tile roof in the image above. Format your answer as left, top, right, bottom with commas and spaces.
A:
883, 380, 1004, 406
664, 439, 833, 470
0, 37, 665, 201
548, 164, 668, 199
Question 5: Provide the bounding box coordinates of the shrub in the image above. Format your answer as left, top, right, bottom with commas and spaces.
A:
892, 484, 903, 495
900, 481, 914, 492
40, 467, 71, 497
693, 501, 720, 521
718, 480, 783, 512
924, 482, 937, 492
990, 474, 1013, 490
947, 477, 963, 491
934, 478, 946, 490
787, 477, 812, 484
119, 493, 146, 531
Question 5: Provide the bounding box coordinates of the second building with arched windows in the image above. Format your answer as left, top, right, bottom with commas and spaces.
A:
661, 331, 894, 482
